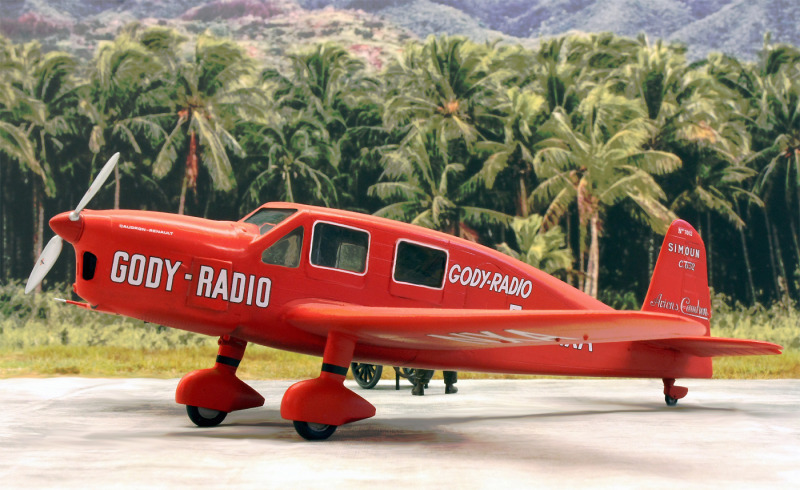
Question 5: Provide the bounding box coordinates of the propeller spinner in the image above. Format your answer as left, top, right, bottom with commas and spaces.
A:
25, 153, 120, 294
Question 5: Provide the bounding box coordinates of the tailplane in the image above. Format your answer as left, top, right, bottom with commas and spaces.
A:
642, 220, 711, 334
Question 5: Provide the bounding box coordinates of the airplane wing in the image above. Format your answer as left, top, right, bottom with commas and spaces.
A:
282, 302, 707, 350
643, 337, 782, 357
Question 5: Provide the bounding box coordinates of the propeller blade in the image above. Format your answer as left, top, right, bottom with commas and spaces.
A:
25, 235, 63, 294
70, 152, 120, 221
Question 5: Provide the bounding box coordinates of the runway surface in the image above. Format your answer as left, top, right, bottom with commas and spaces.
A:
1, 378, 798, 489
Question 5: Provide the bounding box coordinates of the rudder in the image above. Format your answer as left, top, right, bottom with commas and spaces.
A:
642, 220, 711, 334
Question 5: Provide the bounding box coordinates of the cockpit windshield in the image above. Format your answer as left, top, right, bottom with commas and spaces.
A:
243, 208, 296, 235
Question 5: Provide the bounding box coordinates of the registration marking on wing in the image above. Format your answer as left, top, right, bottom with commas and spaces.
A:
429, 330, 580, 345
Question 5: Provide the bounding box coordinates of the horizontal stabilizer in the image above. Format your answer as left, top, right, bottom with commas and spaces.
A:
644, 337, 782, 357
283, 302, 707, 350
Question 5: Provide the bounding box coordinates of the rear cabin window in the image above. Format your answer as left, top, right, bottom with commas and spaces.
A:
310, 222, 369, 274
262, 226, 304, 268
393, 240, 447, 289
244, 208, 296, 234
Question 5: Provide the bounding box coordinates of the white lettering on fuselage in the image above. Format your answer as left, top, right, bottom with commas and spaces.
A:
447, 264, 533, 299
110, 251, 180, 291
195, 265, 271, 307
119, 223, 174, 236
109, 251, 271, 308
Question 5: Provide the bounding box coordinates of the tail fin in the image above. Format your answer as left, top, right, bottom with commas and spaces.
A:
642, 220, 711, 334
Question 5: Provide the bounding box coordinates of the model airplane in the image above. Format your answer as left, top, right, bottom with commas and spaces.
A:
26, 153, 782, 440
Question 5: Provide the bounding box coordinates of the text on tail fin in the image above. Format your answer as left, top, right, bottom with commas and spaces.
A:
642, 220, 711, 333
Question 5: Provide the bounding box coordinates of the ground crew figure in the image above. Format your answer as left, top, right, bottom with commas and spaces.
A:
411, 369, 458, 395
444, 370, 458, 394
411, 369, 433, 396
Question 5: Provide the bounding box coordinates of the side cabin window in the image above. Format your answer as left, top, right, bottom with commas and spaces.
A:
393, 240, 447, 289
262, 226, 304, 268
244, 208, 296, 235
310, 222, 369, 274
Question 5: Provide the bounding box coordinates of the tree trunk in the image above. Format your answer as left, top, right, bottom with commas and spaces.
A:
178, 175, 188, 215
179, 129, 199, 215
32, 179, 44, 292
114, 163, 120, 209
705, 212, 713, 290
0, 157, 5, 282
762, 208, 781, 301
577, 219, 585, 292
771, 224, 791, 304
518, 175, 528, 217
565, 209, 574, 287
788, 219, 800, 301
583, 214, 599, 298
735, 202, 757, 304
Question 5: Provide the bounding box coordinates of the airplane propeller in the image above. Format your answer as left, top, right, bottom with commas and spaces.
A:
24, 152, 120, 294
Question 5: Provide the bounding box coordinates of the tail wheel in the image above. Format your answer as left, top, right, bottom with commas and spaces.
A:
293, 421, 337, 441
665, 395, 679, 407
186, 405, 227, 427
351, 362, 383, 389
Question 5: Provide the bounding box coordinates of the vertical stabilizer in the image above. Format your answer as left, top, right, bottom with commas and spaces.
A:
642, 220, 711, 334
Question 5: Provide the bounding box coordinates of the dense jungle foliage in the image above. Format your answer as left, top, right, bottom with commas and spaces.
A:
2, 25, 800, 308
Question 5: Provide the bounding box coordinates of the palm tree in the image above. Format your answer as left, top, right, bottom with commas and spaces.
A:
0, 40, 79, 271
271, 42, 385, 211
154, 32, 258, 215
384, 35, 503, 149
751, 68, 800, 298
239, 110, 338, 211
496, 213, 573, 277
369, 127, 510, 239
0, 37, 46, 281
86, 25, 170, 209
713, 36, 800, 301
284, 43, 374, 139
532, 86, 681, 297
474, 87, 549, 217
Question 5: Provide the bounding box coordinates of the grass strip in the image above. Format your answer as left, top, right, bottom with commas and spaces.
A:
2, 344, 797, 379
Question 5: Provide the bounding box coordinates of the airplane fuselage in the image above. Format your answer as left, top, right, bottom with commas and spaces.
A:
56, 203, 710, 379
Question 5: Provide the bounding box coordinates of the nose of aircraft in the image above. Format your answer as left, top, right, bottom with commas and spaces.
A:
50, 211, 84, 243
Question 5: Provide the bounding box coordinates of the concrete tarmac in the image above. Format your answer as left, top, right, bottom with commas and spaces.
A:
1, 378, 798, 489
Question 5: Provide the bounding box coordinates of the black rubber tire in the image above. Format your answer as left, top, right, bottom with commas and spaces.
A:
293, 421, 337, 441
351, 362, 383, 389
665, 395, 679, 407
186, 405, 228, 427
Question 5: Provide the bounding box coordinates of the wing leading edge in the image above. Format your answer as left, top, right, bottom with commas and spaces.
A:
282, 302, 707, 350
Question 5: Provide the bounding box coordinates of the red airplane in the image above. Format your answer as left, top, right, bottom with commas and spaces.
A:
26, 154, 782, 440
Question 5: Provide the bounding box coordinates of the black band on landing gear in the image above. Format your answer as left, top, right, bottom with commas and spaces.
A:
321, 363, 349, 376
216, 355, 241, 368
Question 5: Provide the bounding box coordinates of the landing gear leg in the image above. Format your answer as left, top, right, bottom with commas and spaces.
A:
663, 378, 688, 407
281, 332, 376, 440
176, 335, 264, 427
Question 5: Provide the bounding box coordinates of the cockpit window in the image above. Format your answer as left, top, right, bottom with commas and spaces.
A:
310, 222, 369, 274
244, 208, 296, 234
262, 227, 304, 268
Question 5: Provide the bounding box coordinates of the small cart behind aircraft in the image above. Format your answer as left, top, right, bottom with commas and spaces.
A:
350, 363, 432, 390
